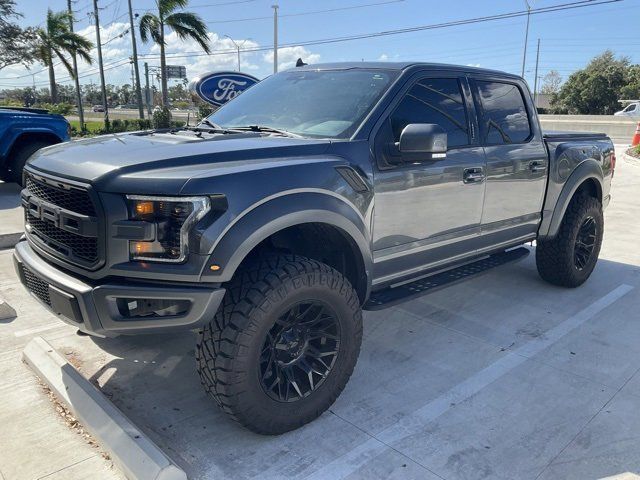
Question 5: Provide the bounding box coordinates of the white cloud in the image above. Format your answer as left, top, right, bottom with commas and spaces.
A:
262, 46, 321, 72
152, 32, 260, 79
378, 53, 389, 61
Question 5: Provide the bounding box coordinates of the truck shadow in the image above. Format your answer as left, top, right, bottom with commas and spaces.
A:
84, 253, 640, 480
0, 182, 21, 211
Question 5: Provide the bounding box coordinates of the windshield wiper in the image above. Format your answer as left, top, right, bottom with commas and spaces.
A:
194, 119, 240, 134
230, 125, 303, 138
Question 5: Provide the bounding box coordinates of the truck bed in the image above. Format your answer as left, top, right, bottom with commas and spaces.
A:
543, 130, 609, 141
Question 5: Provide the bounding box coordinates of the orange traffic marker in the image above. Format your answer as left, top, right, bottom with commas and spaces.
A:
632, 122, 640, 146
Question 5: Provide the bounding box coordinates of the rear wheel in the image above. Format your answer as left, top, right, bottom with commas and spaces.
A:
196, 254, 362, 434
7, 140, 52, 185
536, 195, 603, 287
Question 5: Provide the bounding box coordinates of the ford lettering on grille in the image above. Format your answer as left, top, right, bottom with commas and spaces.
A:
22, 173, 101, 268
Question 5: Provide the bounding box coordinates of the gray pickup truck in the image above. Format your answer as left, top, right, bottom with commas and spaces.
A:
14, 62, 614, 434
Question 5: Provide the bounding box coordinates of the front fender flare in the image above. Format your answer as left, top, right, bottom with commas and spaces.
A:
199, 191, 373, 297
538, 159, 603, 239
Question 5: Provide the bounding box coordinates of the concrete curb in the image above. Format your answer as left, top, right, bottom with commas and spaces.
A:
0, 232, 22, 250
22, 337, 187, 480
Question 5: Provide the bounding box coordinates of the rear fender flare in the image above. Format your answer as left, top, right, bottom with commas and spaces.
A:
538, 159, 603, 239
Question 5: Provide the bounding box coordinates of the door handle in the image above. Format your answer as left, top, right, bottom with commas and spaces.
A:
529, 161, 547, 173
463, 168, 485, 184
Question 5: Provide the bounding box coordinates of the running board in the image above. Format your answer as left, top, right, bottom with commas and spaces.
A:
364, 247, 530, 310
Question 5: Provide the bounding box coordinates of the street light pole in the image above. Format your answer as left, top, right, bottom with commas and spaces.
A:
521, 0, 531, 78
272, 4, 279, 74
224, 35, 251, 72
533, 38, 541, 108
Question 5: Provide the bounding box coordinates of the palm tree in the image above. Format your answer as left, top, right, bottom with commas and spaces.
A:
36, 9, 93, 104
139, 0, 210, 107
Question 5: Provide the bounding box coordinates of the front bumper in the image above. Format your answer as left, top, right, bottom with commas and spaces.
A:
13, 240, 225, 337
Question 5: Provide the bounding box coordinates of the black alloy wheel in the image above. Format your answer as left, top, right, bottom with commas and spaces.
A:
574, 216, 597, 270
259, 301, 340, 402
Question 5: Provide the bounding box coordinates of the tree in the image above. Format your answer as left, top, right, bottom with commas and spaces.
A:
540, 70, 562, 94
139, 0, 210, 107
550, 50, 629, 114
0, 0, 37, 70
620, 64, 640, 100
35, 9, 93, 104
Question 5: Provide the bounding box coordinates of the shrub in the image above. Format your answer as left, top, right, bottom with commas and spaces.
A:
197, 104, 214, 120
152, 107, 172, 129
110, 119, 125, 132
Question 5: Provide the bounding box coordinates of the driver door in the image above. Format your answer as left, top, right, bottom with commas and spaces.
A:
371, 74, 486, 286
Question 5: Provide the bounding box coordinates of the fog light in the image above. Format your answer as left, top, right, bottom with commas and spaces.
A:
116, 298, 191, 319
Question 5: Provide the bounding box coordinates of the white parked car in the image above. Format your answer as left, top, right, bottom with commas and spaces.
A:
614, 102, 640, 117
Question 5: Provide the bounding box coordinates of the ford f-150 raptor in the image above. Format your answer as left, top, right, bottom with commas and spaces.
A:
13, 62, 614, 434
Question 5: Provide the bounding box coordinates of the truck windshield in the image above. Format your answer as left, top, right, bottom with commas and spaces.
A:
206, 69, 397, 139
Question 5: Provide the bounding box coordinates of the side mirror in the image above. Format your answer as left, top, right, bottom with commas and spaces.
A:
398, 123, 447, 159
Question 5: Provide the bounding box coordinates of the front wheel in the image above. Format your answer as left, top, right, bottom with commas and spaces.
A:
196, 254, 363, 434
536, 195, 603, 287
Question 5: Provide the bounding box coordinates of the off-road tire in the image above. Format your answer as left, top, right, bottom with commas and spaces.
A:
196, 254, 363, 434
7, 140, 52, 185
536, 195, 603, 287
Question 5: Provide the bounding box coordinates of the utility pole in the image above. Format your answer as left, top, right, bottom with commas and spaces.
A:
68, 0, 85, 131
521, 0, 531, 78
144, 62, 151, 115
272, 4, 279, 74
533, 38, 541, 109
93, 0, 109, 125
127, 0, 144, 119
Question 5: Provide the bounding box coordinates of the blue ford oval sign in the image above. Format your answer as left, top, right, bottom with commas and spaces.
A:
189, 71, 259, 107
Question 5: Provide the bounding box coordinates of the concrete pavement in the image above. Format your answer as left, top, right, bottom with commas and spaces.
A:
1, 145, 640, 479
0, 182, 23, 249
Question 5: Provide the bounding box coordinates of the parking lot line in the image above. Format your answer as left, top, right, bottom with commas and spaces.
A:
307, 284, 634, 480
14, 323, 63, 338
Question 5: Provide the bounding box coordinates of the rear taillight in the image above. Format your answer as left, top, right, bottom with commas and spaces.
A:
611, 152, 616, 176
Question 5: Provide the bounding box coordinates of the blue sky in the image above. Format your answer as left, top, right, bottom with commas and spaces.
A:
1, 0, 638, 91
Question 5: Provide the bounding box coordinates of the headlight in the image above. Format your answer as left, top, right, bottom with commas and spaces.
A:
126, 195, 210, 263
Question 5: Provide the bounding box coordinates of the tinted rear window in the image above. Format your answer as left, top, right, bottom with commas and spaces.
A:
476, 81, 531, 144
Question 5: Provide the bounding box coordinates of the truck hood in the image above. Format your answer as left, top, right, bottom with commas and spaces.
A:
27, 130, 332, 193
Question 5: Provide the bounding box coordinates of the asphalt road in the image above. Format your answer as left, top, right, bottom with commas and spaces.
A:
1, 145, 639, 480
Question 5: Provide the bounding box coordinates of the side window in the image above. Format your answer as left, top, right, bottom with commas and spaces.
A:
476, 81, 531, 144
390, 78, 469, 148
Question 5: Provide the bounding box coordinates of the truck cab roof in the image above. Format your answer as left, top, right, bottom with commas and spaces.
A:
294, 61, 523, 79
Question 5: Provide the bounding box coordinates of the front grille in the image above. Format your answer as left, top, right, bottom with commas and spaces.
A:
24, 173, 101, 267
26, 213, 98, 261
23, 266, 51, 306
26, 176, 96, 216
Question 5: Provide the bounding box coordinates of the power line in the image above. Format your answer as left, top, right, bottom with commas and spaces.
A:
138, 0, 622, 62
0, 0, 626, 86
204, 0, 404, 25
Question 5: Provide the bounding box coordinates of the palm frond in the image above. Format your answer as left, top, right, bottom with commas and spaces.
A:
166, 12, 210, 53
159, 0, 189, 18
139, 13, 163, 45
50, 45, 74, 77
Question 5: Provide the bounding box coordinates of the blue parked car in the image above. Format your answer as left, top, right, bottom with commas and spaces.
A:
0, 107, 70, 184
